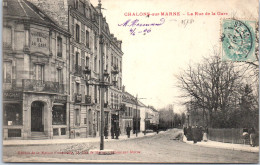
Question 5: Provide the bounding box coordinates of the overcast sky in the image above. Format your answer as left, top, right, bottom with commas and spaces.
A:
91, 0, 258, 112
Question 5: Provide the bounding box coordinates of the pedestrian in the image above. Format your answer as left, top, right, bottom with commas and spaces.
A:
115, 127, 120, 139
192, 125, 199, 144
104, 126, 108, 139
183, 126, 187, 136
126, 125, 131, 138
198, 126, 203, 141
249, 127, 256, 147
187, 126, 192, 141
111, 126, 114, 139
202, 126, 208, 142
156, 125, 159, 134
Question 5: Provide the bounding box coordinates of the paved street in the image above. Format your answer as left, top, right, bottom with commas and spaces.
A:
3, 129, 259, 163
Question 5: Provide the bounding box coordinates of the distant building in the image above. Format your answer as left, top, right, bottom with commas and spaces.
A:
140, 104, 159, 132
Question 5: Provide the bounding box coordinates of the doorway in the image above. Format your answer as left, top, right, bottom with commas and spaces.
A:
31, 101, 44, 132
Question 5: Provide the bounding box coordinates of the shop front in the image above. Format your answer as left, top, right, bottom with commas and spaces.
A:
52, 95, 69, 139
3, 91, 23, 140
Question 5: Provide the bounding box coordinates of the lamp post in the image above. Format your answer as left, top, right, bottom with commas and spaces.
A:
84, 0, 119, 151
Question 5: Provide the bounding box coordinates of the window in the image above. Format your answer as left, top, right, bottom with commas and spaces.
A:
3, 1, 8, 7
34, 64, 44, 81
57, 69, 62, 84
94, 32, 97, 49
53, 128, 59, 136
75, 24, 80, 42
57, 37, 62, 57
94, 56, 97, 72
94, 86, 97, 103
74, 109, 80, 126
3, 61, 12, 83
4, 103, 22, 126
74, 0, 78, 9
8, 129, 21, 137
61, 128, 66, 135
3, 27, 11, 48
86, 57, 89, 68
52, 105, 66, 125
75, 52, 79, 66
86, 30, 89, 48
76, 83, 80, 94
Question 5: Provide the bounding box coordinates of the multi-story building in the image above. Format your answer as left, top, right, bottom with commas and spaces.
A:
3, 0, 70, 139
28, 0, 123, 138
121, 88, 140, 135
140, 105, 159, 132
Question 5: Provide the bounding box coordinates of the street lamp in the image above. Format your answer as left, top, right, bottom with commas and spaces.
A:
93, 0, 119, 151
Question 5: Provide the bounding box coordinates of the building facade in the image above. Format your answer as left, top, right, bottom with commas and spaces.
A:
140, 104, 159, 132
121, 90, 140, 135
3, 0, 70, 139
27, 0, 123, 138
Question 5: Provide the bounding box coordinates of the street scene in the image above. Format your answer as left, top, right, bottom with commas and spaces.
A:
3, 129, 259, 163
2, 0, 259, 163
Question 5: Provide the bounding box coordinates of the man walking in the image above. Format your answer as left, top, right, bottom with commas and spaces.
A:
111, 126, 114, 139
126, 125, 131, 138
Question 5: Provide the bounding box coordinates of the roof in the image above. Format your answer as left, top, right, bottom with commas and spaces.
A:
3, 0, 68, 34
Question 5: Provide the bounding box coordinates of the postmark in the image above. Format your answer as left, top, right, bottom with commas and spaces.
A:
221, 19, 256, 62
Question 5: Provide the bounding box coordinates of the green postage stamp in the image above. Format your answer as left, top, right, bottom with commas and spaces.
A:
221, 19, 256, 62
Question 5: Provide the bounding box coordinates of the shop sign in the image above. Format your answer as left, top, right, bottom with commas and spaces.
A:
54, 95, 67, 103
3, 91, 22, 100
30, 29, 49, 53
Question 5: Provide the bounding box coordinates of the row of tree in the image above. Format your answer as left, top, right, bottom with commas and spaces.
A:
158, 106, 186, 130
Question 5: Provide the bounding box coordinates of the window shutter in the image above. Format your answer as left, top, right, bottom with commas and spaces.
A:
81, 50, 85, 69
71, 18, 74, 39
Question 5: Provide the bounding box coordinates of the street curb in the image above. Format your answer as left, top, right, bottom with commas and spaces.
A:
3, 131, 167, 147
183, 139, 259, 153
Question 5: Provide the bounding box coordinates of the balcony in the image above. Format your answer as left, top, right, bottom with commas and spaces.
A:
75, 94, 82, 103
22, 79, 64, 94
3, 79, 20, 91
74, 64, 82, 76
85, 95, 91, 104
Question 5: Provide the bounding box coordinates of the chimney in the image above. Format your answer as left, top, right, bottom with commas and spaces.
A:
122, 85, 125, 92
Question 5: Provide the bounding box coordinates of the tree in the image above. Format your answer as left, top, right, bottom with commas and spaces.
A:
239, 84, 259, 129
177, 54, 244, 128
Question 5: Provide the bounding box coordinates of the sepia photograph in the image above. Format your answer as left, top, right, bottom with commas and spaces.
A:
2, 0, 259, 163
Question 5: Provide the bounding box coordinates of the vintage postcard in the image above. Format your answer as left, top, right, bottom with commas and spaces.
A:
2, 0, 259, 163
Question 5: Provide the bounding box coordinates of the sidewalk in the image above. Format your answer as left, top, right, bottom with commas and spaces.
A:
182, 136, 259, 153
3, 131, 163, 147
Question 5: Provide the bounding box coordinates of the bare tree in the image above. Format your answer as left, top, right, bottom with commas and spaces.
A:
177, 54, 245, 128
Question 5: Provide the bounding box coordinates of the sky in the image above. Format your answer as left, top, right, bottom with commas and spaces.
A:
91, 0, 258, 112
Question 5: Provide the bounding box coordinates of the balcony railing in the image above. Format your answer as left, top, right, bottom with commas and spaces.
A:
22, 79, 64, 94
85, 95, 91, 104
75, 93, 82, 103
75, 64, 82, 76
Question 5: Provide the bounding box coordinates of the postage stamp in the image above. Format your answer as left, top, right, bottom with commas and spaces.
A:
221, 19, 256, 62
